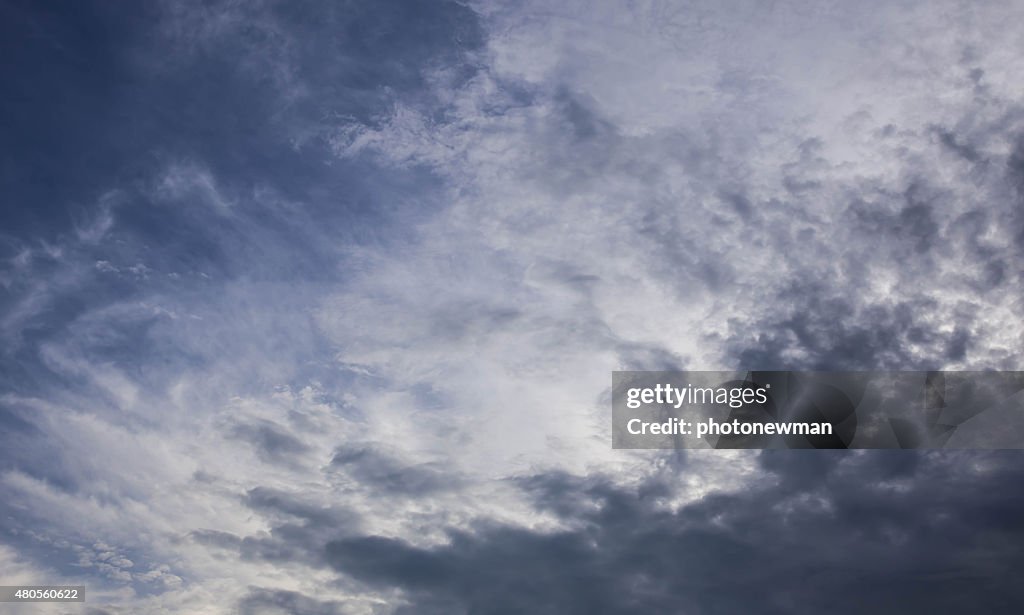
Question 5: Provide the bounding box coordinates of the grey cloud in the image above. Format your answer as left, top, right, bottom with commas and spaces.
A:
933, 127, 982, 164
237, 588, 355, 615
555, 89, 614, 142
729, 284, 934, 370
849, 184, 942, 256
190, 528, 316, 566
187, 487, 365, 566
189, 529, 244, 551
721, 115, 1024, 370
612, 340, 686, 372
329, 445, 460, 496
244, 486, 360, 534
230, 420, 311, 465
324, 452, 1024, 614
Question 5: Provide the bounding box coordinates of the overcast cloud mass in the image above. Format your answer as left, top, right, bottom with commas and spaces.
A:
3, 0, 1024, 612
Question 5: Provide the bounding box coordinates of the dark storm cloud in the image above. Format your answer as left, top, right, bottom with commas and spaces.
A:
323, 452, 1024, 615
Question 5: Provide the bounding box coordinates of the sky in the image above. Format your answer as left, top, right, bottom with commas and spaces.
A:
2, 0, 1024, 613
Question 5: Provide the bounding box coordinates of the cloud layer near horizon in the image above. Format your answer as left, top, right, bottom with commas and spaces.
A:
3, 0, 1024, 612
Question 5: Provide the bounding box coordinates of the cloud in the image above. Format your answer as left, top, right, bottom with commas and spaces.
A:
328, 445, 462, 496
236, 588, 356, 615
3, 0, 1024, 613
325, 451, 1024, 614
230, 420, 312, 465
